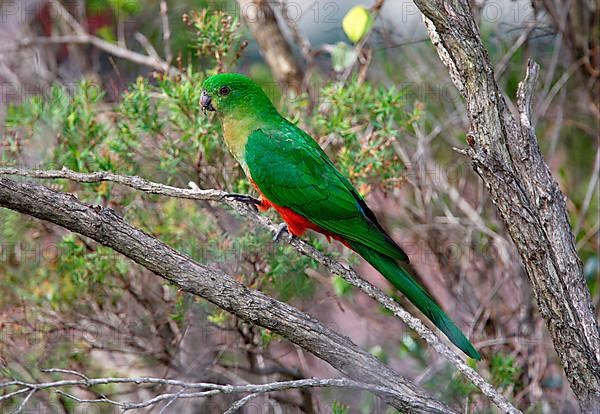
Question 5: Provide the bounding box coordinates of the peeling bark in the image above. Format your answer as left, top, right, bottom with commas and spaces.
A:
413, 1, 600, 411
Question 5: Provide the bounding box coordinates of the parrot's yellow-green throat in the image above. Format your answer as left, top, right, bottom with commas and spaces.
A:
200, 73, 280, 163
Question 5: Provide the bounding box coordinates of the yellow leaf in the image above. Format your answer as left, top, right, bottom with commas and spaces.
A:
342, 5, 373, 43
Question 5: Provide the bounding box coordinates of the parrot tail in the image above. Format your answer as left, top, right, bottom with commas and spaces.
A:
348, 241, 481, 360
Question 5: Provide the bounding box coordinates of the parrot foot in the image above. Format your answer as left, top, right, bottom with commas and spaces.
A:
273, 223, 293, 243
222, 193, 261, 209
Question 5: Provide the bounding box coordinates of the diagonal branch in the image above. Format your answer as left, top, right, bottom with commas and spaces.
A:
0, 35, 180, 77
0, 167, 521, 414
0, 176, 455, 414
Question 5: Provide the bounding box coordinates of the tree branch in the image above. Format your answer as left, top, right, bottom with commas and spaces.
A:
1, 370, 399, 413
236, 0, 304, 87
0, 0, 180, 77
413, 0, 600, 411
159, 0, 173, 64
0, 176, 455, 414
0, 167, 521, 414
0, 35, 179, 77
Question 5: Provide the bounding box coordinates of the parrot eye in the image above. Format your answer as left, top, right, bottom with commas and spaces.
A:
219, 86, 231, 96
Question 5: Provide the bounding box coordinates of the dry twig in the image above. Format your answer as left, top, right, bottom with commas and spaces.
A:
0, 371, 398, 413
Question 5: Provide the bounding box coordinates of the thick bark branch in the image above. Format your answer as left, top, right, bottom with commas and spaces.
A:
0, 177, 454, 414
237, 0, 304, 87
413, 1, 600, 411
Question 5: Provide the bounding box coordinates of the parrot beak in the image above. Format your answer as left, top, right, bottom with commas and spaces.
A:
201, 90, 215, 113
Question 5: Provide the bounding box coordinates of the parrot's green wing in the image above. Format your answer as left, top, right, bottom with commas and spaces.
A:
245, 124, 480, 360
245, 125, 408, 263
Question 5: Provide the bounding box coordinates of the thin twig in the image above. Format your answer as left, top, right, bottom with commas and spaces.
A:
1, 35, 180, 77
495, 22, 537, 78
0, 387, 29, 402
134, 32, 163, 63
40, 368, 90, 382
9, 389, 35, 414
535, 59, 582, 122
224, 393, 261, 414
1, 0, 178, 76
0, 372, 396, 412
576, 221, 600, 251
157, 387, 187, 414
160, 0, 173, 64
0, 168, 225, 201
573, 147, 600, 237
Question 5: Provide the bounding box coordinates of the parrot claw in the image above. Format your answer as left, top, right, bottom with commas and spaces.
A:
222, 193, 261, 209
273, 223, 293, 243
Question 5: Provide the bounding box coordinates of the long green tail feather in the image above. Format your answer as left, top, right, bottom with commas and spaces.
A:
348, 241, 481, 360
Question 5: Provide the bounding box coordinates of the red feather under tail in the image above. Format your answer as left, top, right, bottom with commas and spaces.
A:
251, 182, 348, 246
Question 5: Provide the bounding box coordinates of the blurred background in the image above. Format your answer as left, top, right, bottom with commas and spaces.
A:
0, 0, 598, 412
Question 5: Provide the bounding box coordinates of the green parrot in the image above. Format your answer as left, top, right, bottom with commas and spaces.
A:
201, 73, 480, 360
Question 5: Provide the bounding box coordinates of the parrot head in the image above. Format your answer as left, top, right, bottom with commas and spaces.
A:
201, 73, 276, 118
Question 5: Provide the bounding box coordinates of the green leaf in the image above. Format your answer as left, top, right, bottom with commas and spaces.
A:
332, 275, 352, 297
331, 42, 358, 72
369, 344, 388, 363
95, 26, 116, 43
490, 353, 521, 388
332, 401, 349, 414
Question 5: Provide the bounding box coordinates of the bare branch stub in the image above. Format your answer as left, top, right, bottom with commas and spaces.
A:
413, 0, 600, 411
